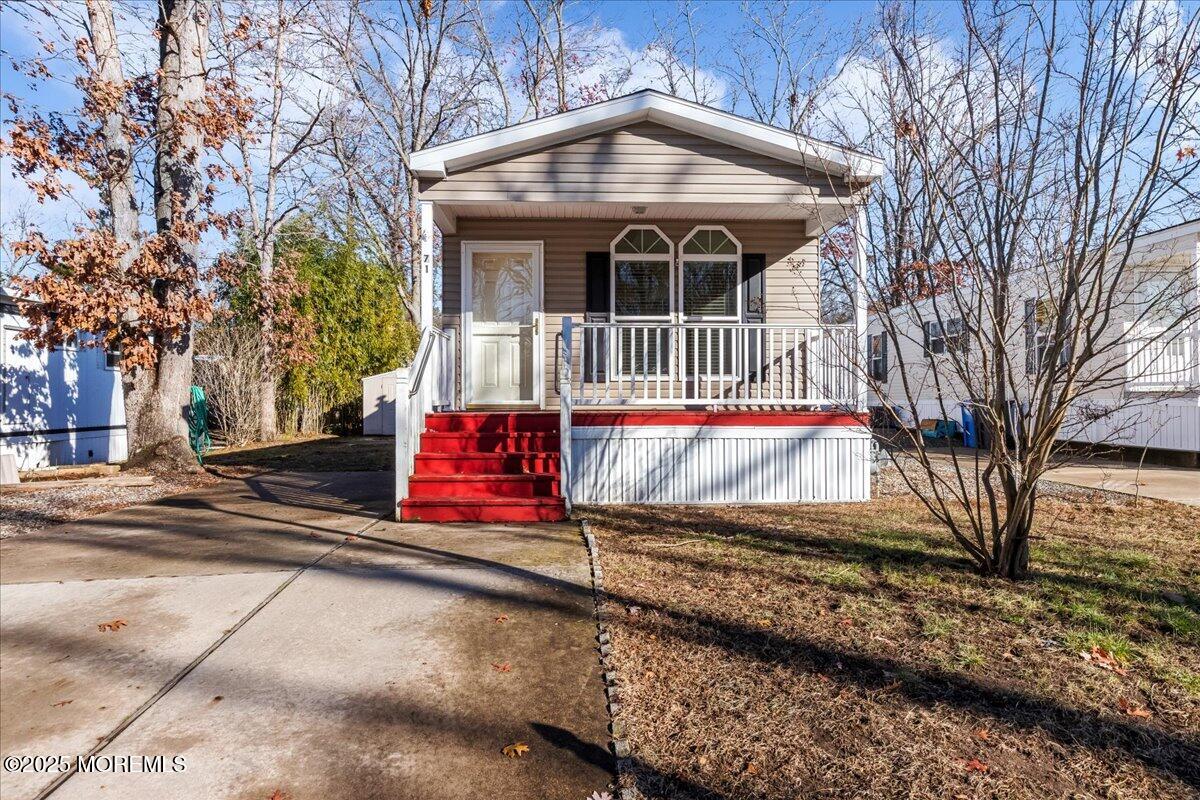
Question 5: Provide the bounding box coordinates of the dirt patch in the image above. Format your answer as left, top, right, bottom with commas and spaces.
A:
1, 471, 219, 538
585, 497, 1200, 799
205, 435, 392, 475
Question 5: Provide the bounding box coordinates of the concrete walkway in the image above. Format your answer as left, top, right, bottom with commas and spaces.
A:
1045, 460, 1200, 506
0, 472, 612, 800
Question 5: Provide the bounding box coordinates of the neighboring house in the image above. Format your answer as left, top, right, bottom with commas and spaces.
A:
865, 218, 1200, 462
0, 287, 127, 471
391, 90, 882, 522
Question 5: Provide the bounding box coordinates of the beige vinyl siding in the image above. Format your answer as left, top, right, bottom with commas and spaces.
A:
420, 122, 849, 205
444, 218, 820, 408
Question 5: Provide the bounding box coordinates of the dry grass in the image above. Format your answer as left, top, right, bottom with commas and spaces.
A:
205, 434, 392, 475
586, 496, 1200, 799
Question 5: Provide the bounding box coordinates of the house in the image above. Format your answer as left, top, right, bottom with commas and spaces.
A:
865, 218, 1200, 463
391, 90, 882, 522
0, 287, 127, 472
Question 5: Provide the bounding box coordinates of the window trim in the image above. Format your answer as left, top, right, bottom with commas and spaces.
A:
868, 333, 888, 381
610, 224, 675, 322
678, 225, 742, 322
611, 225, 674, 378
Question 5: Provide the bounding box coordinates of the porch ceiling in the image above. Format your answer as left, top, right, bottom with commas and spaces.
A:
431, 199, 853, 236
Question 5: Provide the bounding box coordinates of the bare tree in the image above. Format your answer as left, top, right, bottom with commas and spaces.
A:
724, 0, 849, 133
644, 0, 723, 104
830, 2, 1200, 579
193, 319, 265, 446
212, 0, 326, 440
313, 0, 489, 326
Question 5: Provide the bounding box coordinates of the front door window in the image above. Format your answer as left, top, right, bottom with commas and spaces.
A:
467, 245, 540, 405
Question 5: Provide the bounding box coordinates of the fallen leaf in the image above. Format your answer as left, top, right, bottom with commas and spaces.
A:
744, 762, 760, 775
267, 791, 289, 800
974, 728, 990, 741
839, 617, 854, 627
344, 535, 358, 541
491, 662, 512, 673
52, 699, 73, 707
501, 742, 529, 758
1081, 646, 1128, 676
1117, 696, 1152, 719
963, 758, 989, 773
815, 673, 832, 683
494, 614, 509, 624
97, 619, 127, 633
758, 618, 772, 627
588, 793, 613, 800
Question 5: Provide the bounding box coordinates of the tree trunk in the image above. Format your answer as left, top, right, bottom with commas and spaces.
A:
128, 0, 210, 470
85, 0, 160, 458
259, 240, 278, 440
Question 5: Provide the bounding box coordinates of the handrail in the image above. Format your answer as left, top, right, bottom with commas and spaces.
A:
394, 327, 457, 518
408, 328, 451, 399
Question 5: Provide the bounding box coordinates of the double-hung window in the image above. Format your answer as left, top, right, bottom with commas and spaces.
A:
867, 333, 888, 381
680, 226, 740, 377
922, 320, 945, 356
924, 317, 967, 357
612, 226, 673, 376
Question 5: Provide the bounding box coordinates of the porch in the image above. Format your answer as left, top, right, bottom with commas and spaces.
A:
391, 90, 882, 520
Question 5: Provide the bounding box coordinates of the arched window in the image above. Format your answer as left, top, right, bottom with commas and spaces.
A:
611, 225, 674, 320
680, 226, 740, 321
610, 226, 674, 376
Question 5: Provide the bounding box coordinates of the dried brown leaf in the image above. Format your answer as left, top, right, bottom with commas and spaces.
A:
501, 742, 529, 758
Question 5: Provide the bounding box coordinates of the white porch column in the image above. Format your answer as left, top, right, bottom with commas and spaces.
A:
394, 367, 411, 520
852, 204, 870, 413
419, 200, 435, 333
1193, 233, 1200, 384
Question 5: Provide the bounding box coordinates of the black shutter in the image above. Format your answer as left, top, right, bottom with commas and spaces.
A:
742, 254, 766, 378
584, 252, 610, 382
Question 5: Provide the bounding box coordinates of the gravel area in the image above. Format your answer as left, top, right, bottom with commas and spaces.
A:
0, 473, 219, 538
875, 450, 1137, 505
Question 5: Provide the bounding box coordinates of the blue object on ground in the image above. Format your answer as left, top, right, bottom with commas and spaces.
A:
961, 404, 977, 448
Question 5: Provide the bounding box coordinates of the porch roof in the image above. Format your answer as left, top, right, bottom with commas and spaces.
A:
411, 90, 882, 183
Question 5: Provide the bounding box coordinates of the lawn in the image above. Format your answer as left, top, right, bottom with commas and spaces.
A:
205, 434, 393, 474
585, 495, 1200, 799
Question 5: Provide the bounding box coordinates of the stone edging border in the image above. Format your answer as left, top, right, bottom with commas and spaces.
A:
581, 518, 637, 800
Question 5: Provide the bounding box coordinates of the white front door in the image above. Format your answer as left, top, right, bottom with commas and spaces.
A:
464, 242, 543, 406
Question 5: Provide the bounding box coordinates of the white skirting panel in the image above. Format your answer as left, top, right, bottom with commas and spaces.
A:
1060, 400, 1200, 453
570, 425, 872, 504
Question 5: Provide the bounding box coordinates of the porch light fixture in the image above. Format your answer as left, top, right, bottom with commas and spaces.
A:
631, 205, 647, 215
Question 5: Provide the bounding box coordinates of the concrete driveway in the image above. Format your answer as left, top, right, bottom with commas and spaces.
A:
1, 472, 612, 800
1045, 460, 1200, 506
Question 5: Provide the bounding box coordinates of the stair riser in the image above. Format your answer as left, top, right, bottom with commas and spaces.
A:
400, 503, 568, 523
421, 434, 560, 454
408, 479, 560, 500
425, 414, 559, 434
414, 456, 560, 476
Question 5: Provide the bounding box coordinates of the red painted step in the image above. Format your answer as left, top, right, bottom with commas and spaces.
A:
425, 412, 559, 433
408, 474, 560, 500
420, 431, 560, 454
403, 411, 566, 523
414, 452, 560, 476
400, 497, 567, 523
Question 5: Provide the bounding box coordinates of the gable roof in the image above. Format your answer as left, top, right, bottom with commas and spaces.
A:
411, 89, 883, 183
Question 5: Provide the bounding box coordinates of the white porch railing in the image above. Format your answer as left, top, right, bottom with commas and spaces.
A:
565, 321, 858, 406
1125, 329, 1199, 390
394, 327, 456, 514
